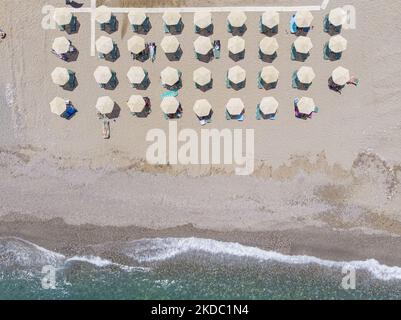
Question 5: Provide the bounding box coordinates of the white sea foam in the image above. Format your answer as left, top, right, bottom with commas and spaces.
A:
65, 255, 148, 272
122, 237, 401, 281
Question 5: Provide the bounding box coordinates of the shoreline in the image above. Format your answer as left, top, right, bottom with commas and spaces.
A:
2, 215, 401, 267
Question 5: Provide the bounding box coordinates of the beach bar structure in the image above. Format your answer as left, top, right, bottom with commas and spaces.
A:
228, 36, 245, 61
194, 12, 213, 34
128, 10, 150, 33
260, 10, 279, 34
227, 11, 247, 34
163, 12, 183, 34
161, 35, 182, 61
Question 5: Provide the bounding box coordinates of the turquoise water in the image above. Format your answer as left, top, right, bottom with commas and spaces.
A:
1, 237, 401, 300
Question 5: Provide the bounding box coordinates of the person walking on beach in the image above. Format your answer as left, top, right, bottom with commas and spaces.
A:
0, 28, 6, 42
149, 42, 156, 63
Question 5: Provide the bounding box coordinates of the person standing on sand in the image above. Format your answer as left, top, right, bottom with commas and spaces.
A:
0, 28, 6, 41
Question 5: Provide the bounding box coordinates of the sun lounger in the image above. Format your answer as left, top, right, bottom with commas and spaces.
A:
257, 72, 263, 89
238, 114, 244, 122
225, 110, 231, 120
103, 120, 110, 139
70, 16, 78, 33
292, 71, 299, 89
290, 15, 297, 34
160, 91, 178, 99
256, 105, 262, 120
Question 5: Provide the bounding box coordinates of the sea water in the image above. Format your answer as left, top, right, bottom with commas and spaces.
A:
1, 237, 401, 300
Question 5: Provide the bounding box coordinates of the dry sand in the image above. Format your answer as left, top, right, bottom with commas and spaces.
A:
1, 0, 401, 263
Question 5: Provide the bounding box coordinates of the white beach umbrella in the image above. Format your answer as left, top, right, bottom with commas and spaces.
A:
259, 37, 279, 55
128, 10, 147, 25
329, 35, 348, 53
127, 66, 146, 84
161, 67, 180, 86
259, 97, 279, 115
228, 36, 245, 55
163, 12, 181, 26
53, 8, 72, 26
332, 66, 350, 86
296, 66, 316, 84
96, 36, 114, 54
297, 97, 316, 114
228, 11, 247, 28
294, 36, 313, 54
261, 10, 279, 28
228, 66, 246, 84
193, 99, 212, 117
50, 97, 67, 116
161, 35, 180, 54
94, 66, 112, 84
329, 8, 347, 27
226, 98, 245, 116
161, 97, 180, 114
51, 67, 70, 86
52, 36, 71, 54
261, 66, 279, 84
194, 12, 212, 29
194, 36, 213, 55
95, 5, 112, 24
96, 96, 115, 115
295, 10, 314, 28
127, 35, 146, 54
127, 95, 146, 113
193, 67, 212, 86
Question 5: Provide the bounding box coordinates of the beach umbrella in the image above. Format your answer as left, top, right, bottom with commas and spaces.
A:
261, 66, 279, 84
296, 66, 316, 84
161, 67, 180, 86
50, 97, 67, 116
193, 99, 212, 117
128, 10, 147, 25
294, 10, 313, 28
95, 5, 112, 24
193, 67, 212, 86
297, 97, 316, 114
294, 36, 313, 54
53, 8, 72, 26
96, 36, 114, 54
161, 97, 180, 114
127, 35, 146, 54
329, 35, 348, 53
332, 66, 350, 86
194, 12, 212, 29
127, 95, 146, 113
228, 66, 246, 84
51, 67, 70, 86
163, 12, 181, 26
261, 10, 279, 28
127, 66, 146, 84
228, 36, 245, 55
329, 8, 347, 27
194, 36, 213, 55
259, 37, 279, 56
94, 66, 112, 84
226, 98, 245, 116
96, 96, 115, 115
161, 35, 180, 54
52, 36, 71, 54
259, 97, 279, 115
227, 11, 247, 28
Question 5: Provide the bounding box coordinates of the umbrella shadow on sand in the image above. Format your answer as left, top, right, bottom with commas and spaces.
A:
106, 103, 121, 119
